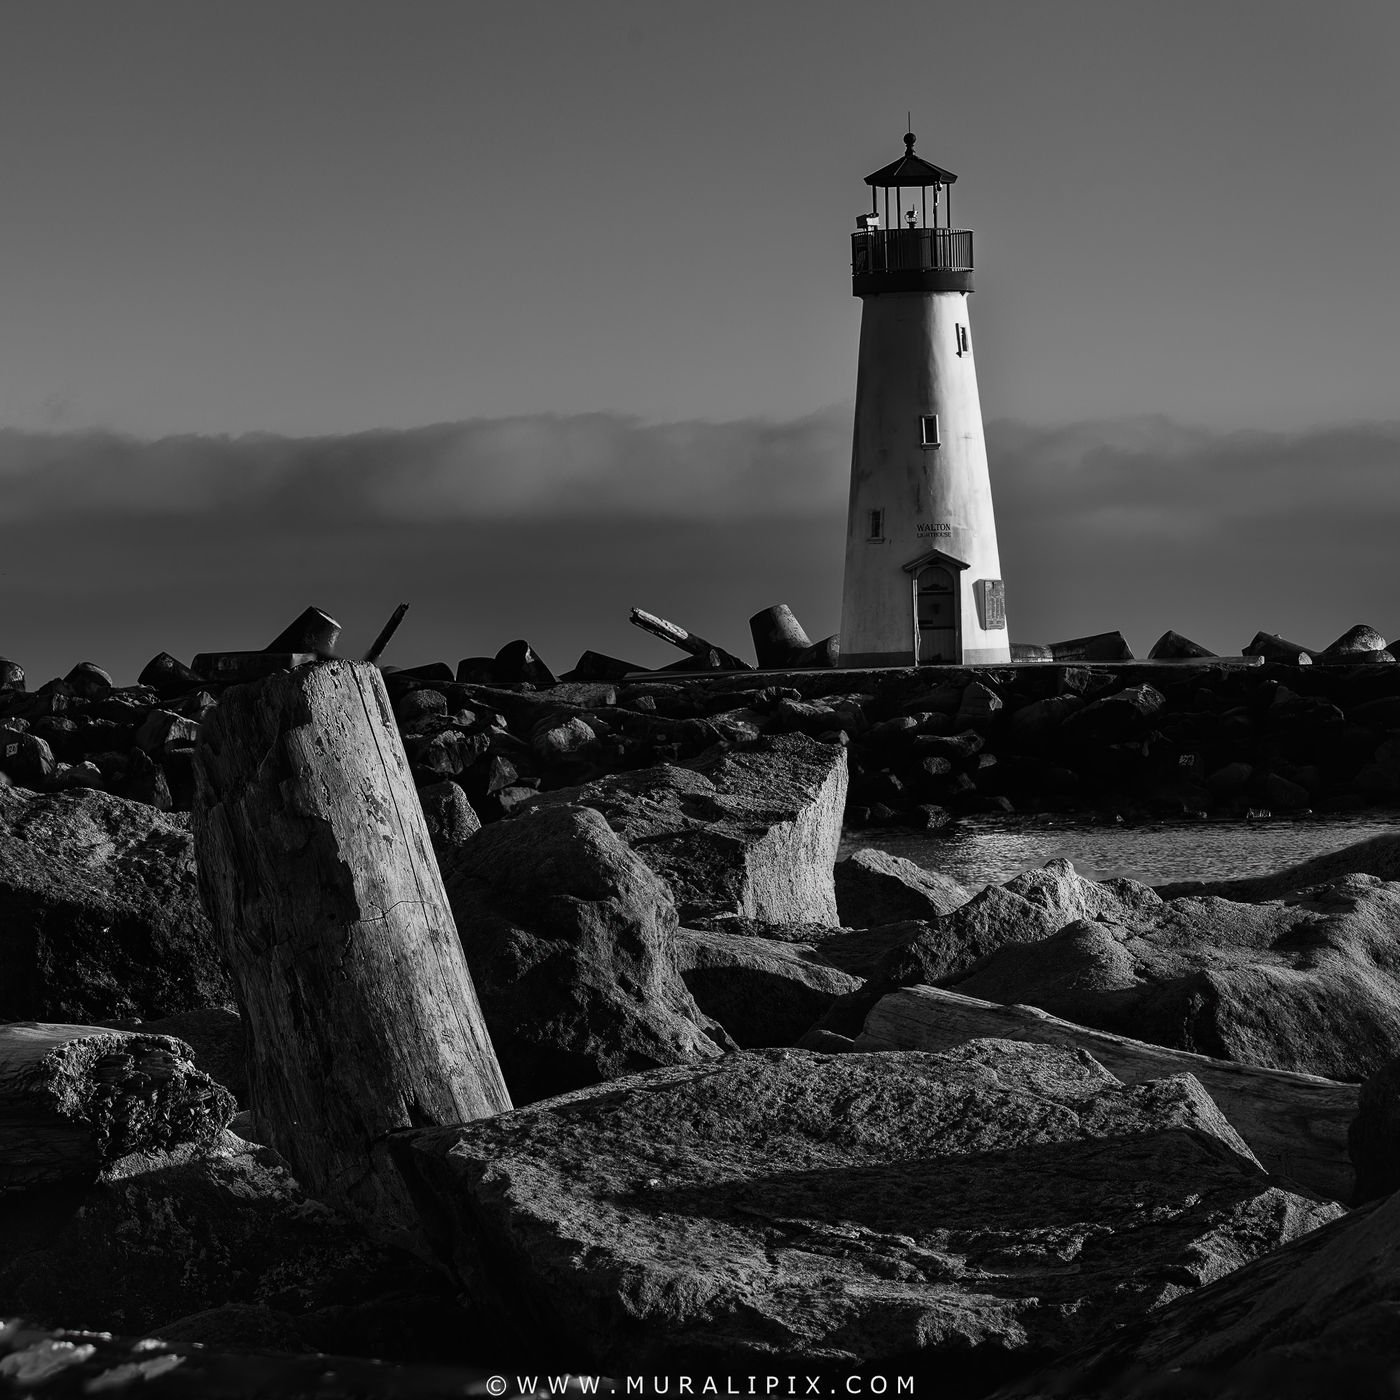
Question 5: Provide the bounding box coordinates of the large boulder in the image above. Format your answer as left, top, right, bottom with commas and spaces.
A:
834, 847, 971, 926
1062, 683, 1166, 743
997, 1185, 1400, 1399
0, 786, 233, 1022
397, 1041, 1338, 1383
878, 859, 1161, 987
950, 873, 1400, 1081
673, 925, 859, 1047
526, 734, 847, 924
439, 803, 728, 1105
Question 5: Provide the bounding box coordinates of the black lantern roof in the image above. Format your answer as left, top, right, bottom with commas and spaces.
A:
864, 132, 957, 188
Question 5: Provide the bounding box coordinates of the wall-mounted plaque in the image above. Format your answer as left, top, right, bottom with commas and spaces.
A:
975, 578, 1006, 630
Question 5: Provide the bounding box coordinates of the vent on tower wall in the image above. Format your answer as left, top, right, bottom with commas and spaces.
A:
920, 415, 941, 448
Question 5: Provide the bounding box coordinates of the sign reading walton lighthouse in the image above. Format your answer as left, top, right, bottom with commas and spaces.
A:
839, 132, 1010, 668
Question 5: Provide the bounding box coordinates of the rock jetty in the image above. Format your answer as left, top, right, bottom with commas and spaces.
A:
3, 635, 1400, 1394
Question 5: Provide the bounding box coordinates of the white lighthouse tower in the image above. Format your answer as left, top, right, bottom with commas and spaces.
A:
839, 132, 1009, 668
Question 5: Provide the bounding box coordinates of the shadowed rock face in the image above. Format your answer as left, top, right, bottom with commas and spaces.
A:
672, 925, 859, 1047
0, 786, 233, 1022
397, 1041, 1339, 1383
835, 847, 971, 926
0, 1133, 481, 1365
949, 872, 1400, 1081
995, 1180, 1400, 1399
440, 803, 728, 1106
525, 733, 848, 925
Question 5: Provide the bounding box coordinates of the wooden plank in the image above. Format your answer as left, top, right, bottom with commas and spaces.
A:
858, 985, 1358, 1203
192, 660, 512, 1244
628, 608, 753, 671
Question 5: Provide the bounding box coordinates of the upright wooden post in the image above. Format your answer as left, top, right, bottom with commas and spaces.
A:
192, 660, 511, 1242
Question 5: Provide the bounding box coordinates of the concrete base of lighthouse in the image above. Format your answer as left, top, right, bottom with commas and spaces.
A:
839, 287, 1010, 668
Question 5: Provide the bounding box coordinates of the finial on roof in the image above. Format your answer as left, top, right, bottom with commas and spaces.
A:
904, 130, 917, 153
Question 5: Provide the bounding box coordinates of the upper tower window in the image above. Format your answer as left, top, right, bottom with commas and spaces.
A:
956, 324, 970, 355
920, 415, 941, 448
868, 508, 885, 539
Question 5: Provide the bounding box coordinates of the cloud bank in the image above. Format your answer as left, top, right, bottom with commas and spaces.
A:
1, 411, 1397, 685
0, 411, 851, 524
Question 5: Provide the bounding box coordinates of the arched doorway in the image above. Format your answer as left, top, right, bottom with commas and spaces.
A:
915, 564, 958, 663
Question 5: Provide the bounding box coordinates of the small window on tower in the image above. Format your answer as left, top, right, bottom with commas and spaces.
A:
868, 508, 884, 540
956, 324, 970, 355
920, 414, 941, 448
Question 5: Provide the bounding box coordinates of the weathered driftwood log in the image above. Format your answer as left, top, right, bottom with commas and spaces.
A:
192, 660, 511, 1241
362, 602, 409, 664
858, 986, 1357, 1203
629, 607, 753, 670
0, 1023, 234, 1193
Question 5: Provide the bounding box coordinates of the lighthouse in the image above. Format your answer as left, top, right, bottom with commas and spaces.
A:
839, 132, 1009, 668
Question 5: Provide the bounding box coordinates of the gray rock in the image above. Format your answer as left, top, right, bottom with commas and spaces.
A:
834, 847, 971, 926
0, 1133, 473, 1363
397, 1041, 1339, 1379
532, 714, 598, 765
0, 786, 232, 1022
526, 734, 847, 924
132, 708, 200, 757
47, 760, 108, 792
910, 729, 984, 763
1259, 770, 1311, 811
440, 803, 727, 1105
956, 680, 1003, 727
417, 779, 481, 856
393, 688, 447, 722
951, 874, 1400, 1081
1063, 683, 1166, 743
878, 859, 1159, 987
0, 727, 56, 788
673, 925, 859, 1047
995, 1181, 1400, 1399
1006, 694, 1083, 742
1348, 1055, 1400, 1202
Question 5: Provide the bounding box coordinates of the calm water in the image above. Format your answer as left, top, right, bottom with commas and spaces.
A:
842, 814, 1400, 889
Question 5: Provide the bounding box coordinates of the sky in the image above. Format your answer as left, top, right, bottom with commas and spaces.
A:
1, 0, 1398, 683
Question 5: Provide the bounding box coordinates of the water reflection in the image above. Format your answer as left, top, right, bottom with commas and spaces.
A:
842, 815, 1400, 889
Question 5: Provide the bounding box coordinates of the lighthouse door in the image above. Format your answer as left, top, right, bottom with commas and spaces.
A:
915, 565, 959, 664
